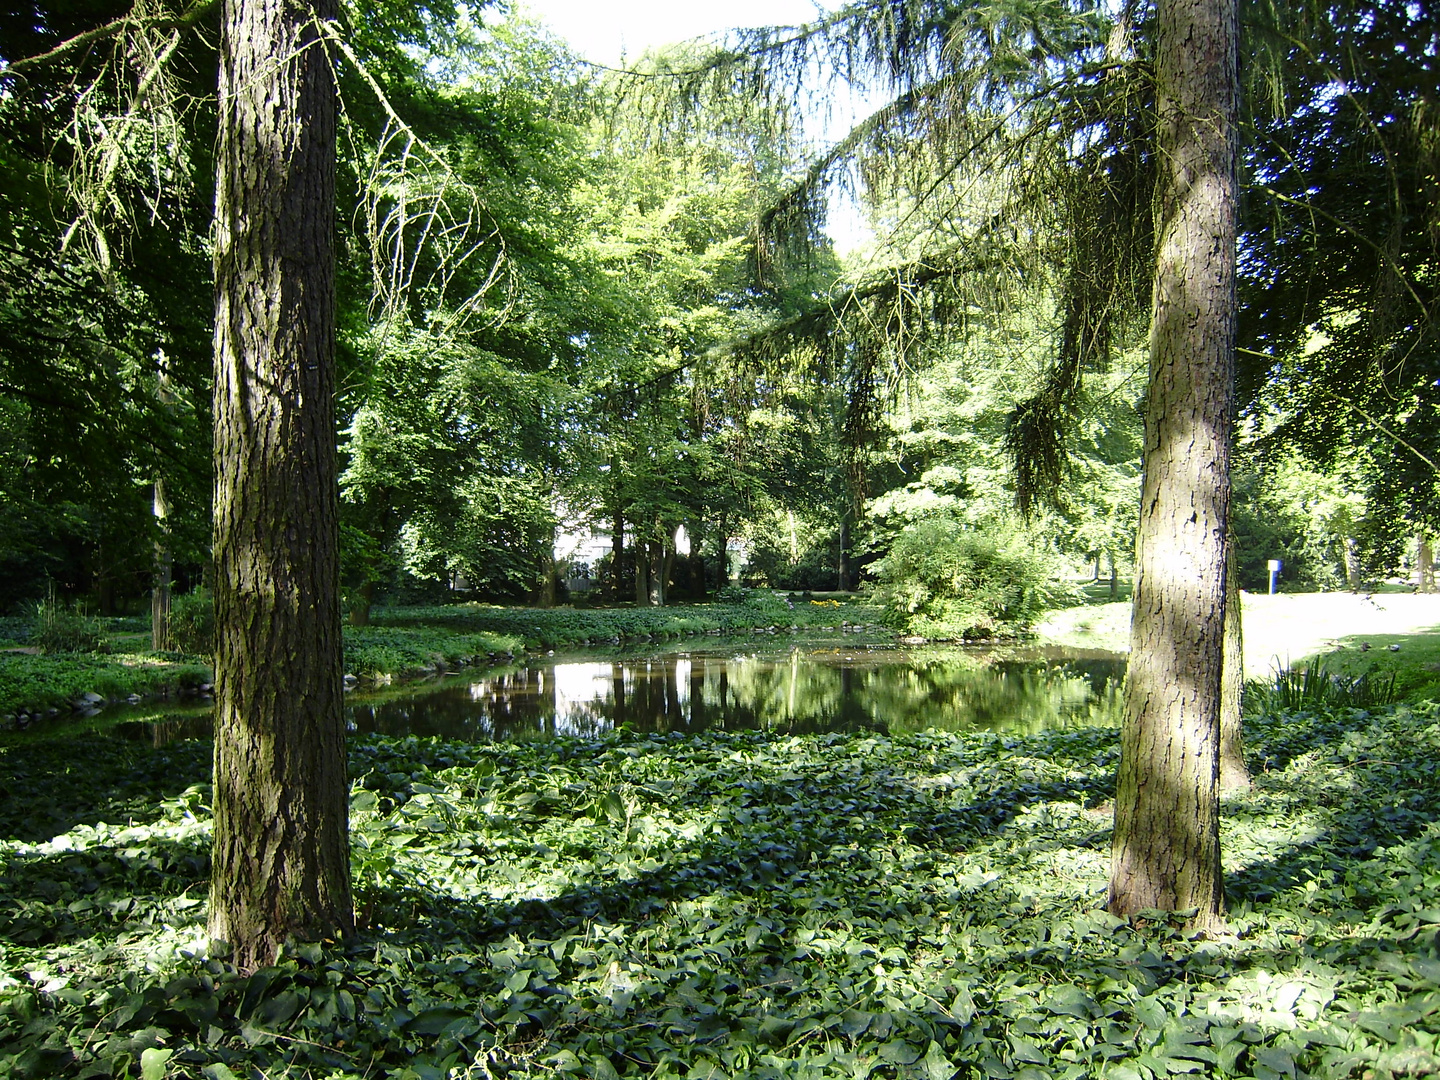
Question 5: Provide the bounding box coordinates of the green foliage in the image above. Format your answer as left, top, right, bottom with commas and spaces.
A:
342, 627, 521, 679
6, 703, 1440, 1076
30, 594, 108, 655
872, 515, 1072, 639
1246, 659, 1400, 714
167, 588, 214, 657
369, 599, 868, 650
1232, 461, 1368, 591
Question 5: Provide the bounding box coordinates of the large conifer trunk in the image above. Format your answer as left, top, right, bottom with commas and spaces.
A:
1109, 0, 1237, 923
209, 0, 353, 972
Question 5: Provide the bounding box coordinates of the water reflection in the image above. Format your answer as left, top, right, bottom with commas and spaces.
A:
90, 644, 1127, 746
344, 645, 1127, 740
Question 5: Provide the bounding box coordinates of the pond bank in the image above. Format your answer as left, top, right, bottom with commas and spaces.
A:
0, 599, 888, 722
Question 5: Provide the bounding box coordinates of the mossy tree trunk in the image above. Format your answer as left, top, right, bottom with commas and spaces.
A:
1109, 0, 1237, 926
209, 0, 353, 973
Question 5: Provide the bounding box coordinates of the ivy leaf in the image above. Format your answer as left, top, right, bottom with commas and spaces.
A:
879, 1039, 923, 1065
140, 1048, 173, 1080
923, 1039, 959, 1080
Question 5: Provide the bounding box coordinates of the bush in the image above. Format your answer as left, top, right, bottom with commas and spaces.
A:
32, 593, 109, 654
871, 516, 1069, 639
168, 588, 215, 656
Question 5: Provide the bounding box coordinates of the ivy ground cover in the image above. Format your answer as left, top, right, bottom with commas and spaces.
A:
1, 704, 1439, 1078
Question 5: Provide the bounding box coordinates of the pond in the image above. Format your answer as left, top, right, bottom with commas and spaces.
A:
110, 640, 1127, 744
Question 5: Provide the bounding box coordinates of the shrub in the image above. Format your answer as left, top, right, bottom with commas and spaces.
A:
32, 593, 109, 654
168, 588, 215, 656
870, 516, 1068, 639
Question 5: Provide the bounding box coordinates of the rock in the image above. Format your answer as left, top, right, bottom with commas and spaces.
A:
1389, 643, 1401, 651
78, 691, 104, 705
126, 694, 142, 704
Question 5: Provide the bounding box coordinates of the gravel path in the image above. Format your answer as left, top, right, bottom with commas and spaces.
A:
1036, 591, 1440, 678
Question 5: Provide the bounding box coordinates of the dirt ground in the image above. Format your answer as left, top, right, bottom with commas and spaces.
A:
1035, 591, 1440, 679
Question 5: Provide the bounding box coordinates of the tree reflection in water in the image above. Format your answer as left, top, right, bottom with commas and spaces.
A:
345, 645, 1127, 740
105, 645, 1127, 745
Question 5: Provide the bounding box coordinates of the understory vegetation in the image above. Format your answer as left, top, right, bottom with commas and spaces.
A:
1, 700, 1438, 1078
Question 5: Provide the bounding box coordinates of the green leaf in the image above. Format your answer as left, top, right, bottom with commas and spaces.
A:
879, 1039, 923, 1065
924, 1039, 959, 1080
140, 1048, 173, 1080
1043, 986, 1097, 1019
409, 1006, 473, 1035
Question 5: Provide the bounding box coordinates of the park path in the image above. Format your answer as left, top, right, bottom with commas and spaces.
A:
1239, 592, 1440, 678
1037, 591, 1440, 678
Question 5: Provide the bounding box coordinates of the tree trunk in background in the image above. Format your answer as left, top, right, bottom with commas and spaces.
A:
151, 478, 172, 651
838, 510, 852, 591
1107, 550, 1119, 600
1417, 535, 1434, 593
209, 0, 353, 973
1219, 540, 1251, 791
689, 521, 706, 600
716, 524, 730, 588
1345, 537, 1362, 590
635, 541, 650, 606
348, 580, 374, 627
1109, 0, 1237, 926
649, 540, 667, 606
611, 508, 625, 601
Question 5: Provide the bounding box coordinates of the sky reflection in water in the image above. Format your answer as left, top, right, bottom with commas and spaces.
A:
345, 644, 1128, 741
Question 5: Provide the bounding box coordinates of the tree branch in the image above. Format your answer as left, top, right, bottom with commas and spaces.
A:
0, 0, 218, 79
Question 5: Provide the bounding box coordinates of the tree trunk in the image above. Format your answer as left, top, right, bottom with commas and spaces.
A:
634, 539, 650, 606
151, 478, 172, 651
715, 518, 729, 589
611, 507, 625, 601
689, 520, 707, 600
1345, 536, 1362, 590
649, 539, 667, 607
1109, 0, 1237, 926
348, 580, 375, 627
838, 510, 852, 592
1107, 549, 1119, 600
209, 0, 352, 973
1219, 540, 1251, 791
1417, 534, 1434, 593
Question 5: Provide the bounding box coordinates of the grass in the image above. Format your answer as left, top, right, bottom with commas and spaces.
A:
0, 652, 211, 716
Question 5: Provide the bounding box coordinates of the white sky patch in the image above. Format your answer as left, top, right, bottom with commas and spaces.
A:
515, 0, 830, 68
514, 0, 875, 254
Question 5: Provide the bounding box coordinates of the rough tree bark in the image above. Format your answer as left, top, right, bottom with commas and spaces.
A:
1109, 0, 1238, 925
209, 0, 353, 972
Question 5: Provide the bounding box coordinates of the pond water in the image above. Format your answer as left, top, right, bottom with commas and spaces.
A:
108, 640, 1127, 744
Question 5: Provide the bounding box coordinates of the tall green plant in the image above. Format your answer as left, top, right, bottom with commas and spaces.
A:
31, 590, 109, 655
